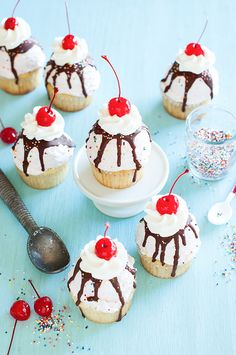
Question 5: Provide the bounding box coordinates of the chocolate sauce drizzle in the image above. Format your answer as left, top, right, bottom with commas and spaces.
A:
0, 38, 38, 84
161, 61, 213, 112
141, 216, 198, 277
86, 121, 151, 182
67, 258, 136, 321
45, 57, 95, 97
12, 130, 74, 176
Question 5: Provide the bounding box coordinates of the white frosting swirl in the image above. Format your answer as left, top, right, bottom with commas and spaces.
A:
144, 194, 189, 237
80, 235, 129, 280
0, 17, 31, 50
98, 104, 142, 135
51, 36, 88, 66
21, 106, 64, 141
176, 45, 216, 74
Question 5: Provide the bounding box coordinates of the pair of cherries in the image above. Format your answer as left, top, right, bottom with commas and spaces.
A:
7, 280, 53, 355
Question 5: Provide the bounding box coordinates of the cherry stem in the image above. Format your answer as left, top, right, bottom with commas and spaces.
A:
196, 18, 208, 44
7, 319, 17, 355
48, 87, 59, 112
12, 0, 21, 17
0, 117, 5, 129
169, 169, 189, 195
28, 279, 40, 298
104, 223, 110, 237
65, 1, 71, 34
101, 55, 121, 99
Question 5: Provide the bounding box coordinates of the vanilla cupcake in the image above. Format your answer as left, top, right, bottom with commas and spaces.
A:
160, 43, 219, 120
0, 17, 45, 94
86, 56, 151, 189
44, 34, 100, 112
68, 225, 136, 323
136, 170, 201, 278
12, 90, 75, 189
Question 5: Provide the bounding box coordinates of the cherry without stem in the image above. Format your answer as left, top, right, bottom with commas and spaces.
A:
28, 279, 53, 317
36, 87, 59, 127
156, 169, 189, 215
95, 223, 117, 261
101, 55, 131, 117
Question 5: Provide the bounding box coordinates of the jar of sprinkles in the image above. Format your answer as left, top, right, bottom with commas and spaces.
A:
186, 106, 236, 180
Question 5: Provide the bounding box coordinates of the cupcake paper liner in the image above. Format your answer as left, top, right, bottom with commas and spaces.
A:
47, 83, 92, 112
0, 68, 42, 95
16, 163, 69, 190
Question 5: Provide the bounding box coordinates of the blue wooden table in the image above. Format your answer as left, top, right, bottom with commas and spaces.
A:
1, 0, 236, 354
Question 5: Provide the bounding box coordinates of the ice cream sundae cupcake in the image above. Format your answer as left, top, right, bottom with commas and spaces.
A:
12, 88, 75, 189
0, 2, 45, 94
86, 56, 151, 189
136, 169, 201, 278
160, 23, 218, 119
44, 2, 100, 112
68, 224, 136, 323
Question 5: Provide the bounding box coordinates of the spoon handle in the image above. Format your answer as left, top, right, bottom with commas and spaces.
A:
0, 169, 38, 235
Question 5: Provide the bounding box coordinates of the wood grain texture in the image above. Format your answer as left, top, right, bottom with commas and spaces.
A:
0, 0, 236, 354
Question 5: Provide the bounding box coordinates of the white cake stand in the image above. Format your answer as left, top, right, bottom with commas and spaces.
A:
73, 142, 169, 218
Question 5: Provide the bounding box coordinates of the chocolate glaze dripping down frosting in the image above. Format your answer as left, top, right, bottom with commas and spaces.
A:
45, 57, 96, 98
141, 216, 198, 277
86, 121, 151, 182
67, 258, 136, 321
0, 38, 39, 84
12, 130, 74, 176
161, 61, 213, 112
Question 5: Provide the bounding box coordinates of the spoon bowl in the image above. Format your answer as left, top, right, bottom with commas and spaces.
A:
208, 202, 232, 225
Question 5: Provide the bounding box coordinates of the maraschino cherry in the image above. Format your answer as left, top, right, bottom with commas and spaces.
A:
7, 300, 31, 355
95, 223, 117, 261
36, 87, 59, 127
101, 55, 131, 117
185, 18, 208, 57
156, 169, 189, 215
0, 117, 17, 144
62, 1, 78, 50
4, 0, 21, 31
28, 279, 53, 317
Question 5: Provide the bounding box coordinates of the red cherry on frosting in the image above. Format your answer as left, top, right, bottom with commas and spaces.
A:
4, 17, 17, 30
36, 87, 59, 127
102, 55, 131, 117
108, 97, 131, 117
10, 300, 31, 321
34, 296, 53, 317
156, 169, 189, 215
95, 223, 117, 261
62, 34, 77, 50
185, 43, 204, 56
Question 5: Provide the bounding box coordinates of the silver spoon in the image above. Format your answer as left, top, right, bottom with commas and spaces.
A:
208, 184, 236, 225
0, 169, 70, 273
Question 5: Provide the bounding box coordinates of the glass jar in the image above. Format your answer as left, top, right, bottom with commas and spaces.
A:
186, 106, 236, 180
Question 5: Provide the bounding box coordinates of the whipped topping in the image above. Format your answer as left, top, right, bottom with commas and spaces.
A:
0, 17, 31, 50
51, 36, 88, 66
21, 106, 64, 141
80, 235, 128, 280
176, 46, 216, 74
98, 104, 142, 135
144, 194, 189, 237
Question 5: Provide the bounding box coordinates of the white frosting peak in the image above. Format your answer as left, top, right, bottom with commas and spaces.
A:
80, 236, 129, 280
144, 194, 189, 237
0, 17, 31, 50
176, 45, 216, 74
51, 36, 88, 66
21, 106, 65, 141
98, 104, 142, 135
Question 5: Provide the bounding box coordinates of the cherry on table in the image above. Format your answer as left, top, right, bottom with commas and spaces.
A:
102, 55, 131, 117
95, 223, 117, 260
0, 118, 17, 144
36, 87, 59, 127
28, 279, 53, 317
62, 34, 77, 50
185, 43, 204, 56
156, 169, 189, 215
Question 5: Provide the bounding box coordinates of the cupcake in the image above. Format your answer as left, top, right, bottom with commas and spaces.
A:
136, 169, 201, 278
85, 56, 152, 189
0, 14, 45, 95
160, 42, 219, 120
68, 224, 136, 323
12, 89, 75, 189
